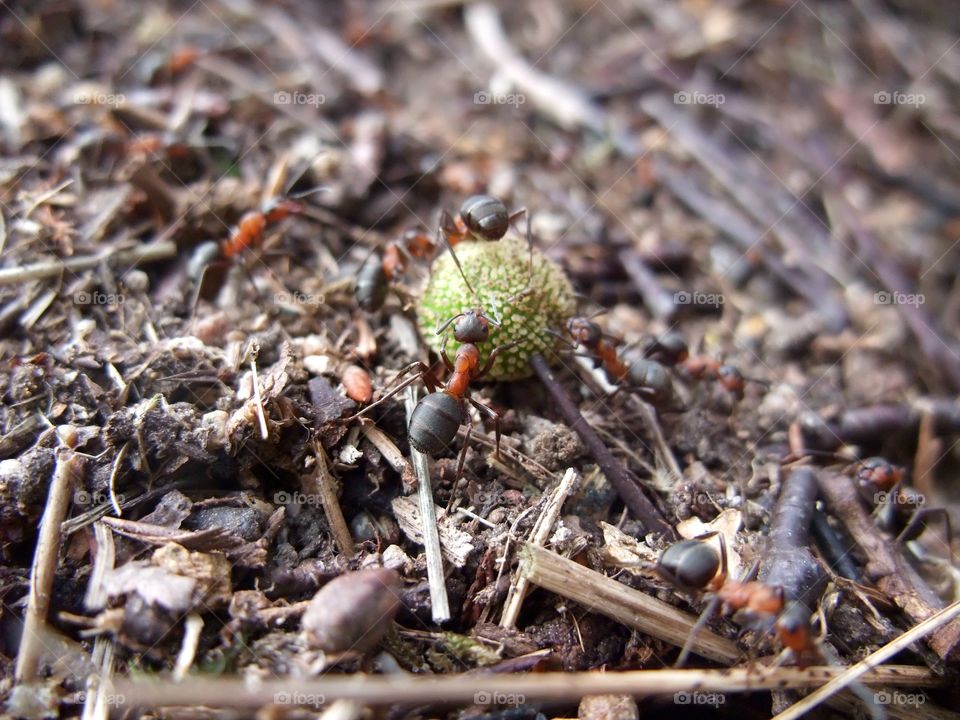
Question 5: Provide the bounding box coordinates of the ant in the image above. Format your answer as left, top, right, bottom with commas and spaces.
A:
656, 532, 811, 666
439, 194, 526, 246
854, 457, 953, 560
220, 198, 304, 259
562, 317, 675, 405
645, 331, 747, 400
355, 228, 436, 311
345, 307, 516, 481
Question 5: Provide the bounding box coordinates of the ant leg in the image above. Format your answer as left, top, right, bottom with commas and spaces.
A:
437, 210, 476, 298
505, 208, 534, 304
342, 362, 433, 422
439, 334, 455, 372
454, 415, 473, 487
475, 340, 520, 380
897, 507, 954, 564
675, 594, 721, 668
468, 397, 502, 460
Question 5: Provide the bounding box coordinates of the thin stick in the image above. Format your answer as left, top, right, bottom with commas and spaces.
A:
501, 468, 578, 628
405, 385, 451, 622
530, 353, 673, 537
15, 446, 82, 682
172, 614, 204, 682
110, 664, 943, 709
520, 543, 738, 664
772, 600, 960, 720
308, 441, 355, 559
0, 241, 176, 286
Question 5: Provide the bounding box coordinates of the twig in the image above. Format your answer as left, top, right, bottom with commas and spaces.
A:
360, 424, 414, 485
15, 446, 82, 682
109, 664, 943, 709
816, 469, 960, 659
520, 543, 739, 664
308, 441, 356, 559
172, 614, 203, 682
464, 3, 634, 150
772, 600, 960, 720
501, 468, 579, 628
628, 396, 683, 484
404, 385, 451, 622
0, 241, 176, 286
530, 353, 673, 537
617, 249, 677, 321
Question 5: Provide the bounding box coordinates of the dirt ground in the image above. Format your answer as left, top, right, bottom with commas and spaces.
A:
2, 1, 960, 718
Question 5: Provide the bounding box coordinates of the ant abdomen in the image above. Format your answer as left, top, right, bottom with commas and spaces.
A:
657, 539, 721, 592
625, 356, 673, 404
356, 250, 389, 311
460, 195, 510, 240
408, 391, 465, 455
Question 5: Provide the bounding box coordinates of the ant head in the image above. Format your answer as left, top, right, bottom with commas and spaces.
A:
460, 195, 509, 240
717, 364, 745, 394
775, 602, 811, 652
453, 309, 493, 344
856, 457, 902, 492
567, 317, 602, 347
656, 539, 722, 593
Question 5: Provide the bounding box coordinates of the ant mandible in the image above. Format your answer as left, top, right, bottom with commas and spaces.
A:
563, 317, 675, 406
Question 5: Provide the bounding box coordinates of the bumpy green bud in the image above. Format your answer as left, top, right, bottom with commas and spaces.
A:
417, 237, 576, 380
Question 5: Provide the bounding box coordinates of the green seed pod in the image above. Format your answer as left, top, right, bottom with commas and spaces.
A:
417, 237, 576, 380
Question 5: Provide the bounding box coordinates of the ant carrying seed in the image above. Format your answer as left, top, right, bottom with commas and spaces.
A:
347, 237, 517, 482
439, 194, 536, 300
355, 228, 436, 311
560, 316, 675, 406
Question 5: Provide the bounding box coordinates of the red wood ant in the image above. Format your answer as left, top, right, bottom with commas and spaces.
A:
645, 331, 747, 400
355, 228, 436, 311
656, 530, 831, 668
220, 198, 304, 258
346, 307, 516, 479
562, 317, 675, 405
439, 194, 526, 246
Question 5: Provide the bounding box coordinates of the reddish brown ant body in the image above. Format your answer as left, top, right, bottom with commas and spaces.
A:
221, 198, 304, 258
355, 228, 435, 311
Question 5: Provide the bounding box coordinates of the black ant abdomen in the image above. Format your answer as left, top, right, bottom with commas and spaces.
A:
408, 391, 465, 456
460, 194, 510, 240
356, 250, 389, 311
657, 539, 722, 592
